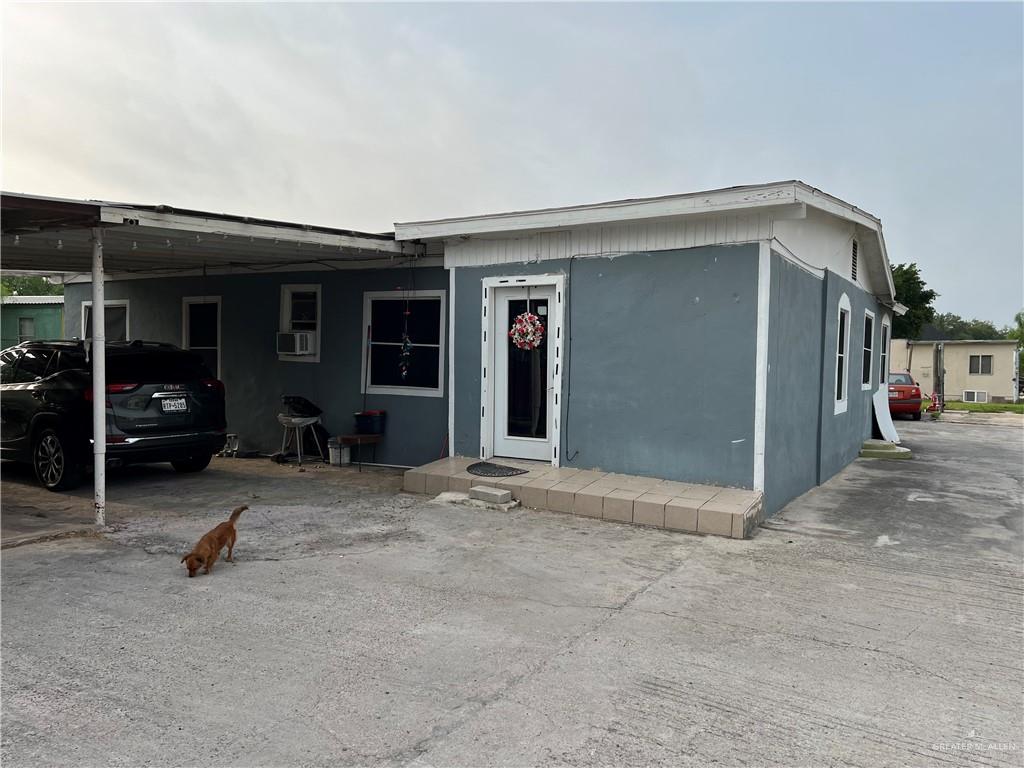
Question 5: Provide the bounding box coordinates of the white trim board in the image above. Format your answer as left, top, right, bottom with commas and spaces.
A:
479, 273, 565, 466
753, 242, 771, 492
61, 256, 444, 283
448, 269, 456, 453
359, 289, 447, 399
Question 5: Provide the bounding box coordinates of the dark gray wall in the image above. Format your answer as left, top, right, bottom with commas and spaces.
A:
818, 269, 883, 482
65, 267, 449, 467
764, 253, 825, 515
454, 244, 759, 488
763, 258, 885, 514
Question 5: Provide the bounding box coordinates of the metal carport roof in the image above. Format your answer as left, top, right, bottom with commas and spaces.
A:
1, 192, 420, 276
1, 191, 423, 527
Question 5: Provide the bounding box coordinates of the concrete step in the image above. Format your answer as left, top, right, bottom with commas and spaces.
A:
860, 440, 912, 460
470, 486, 512, 504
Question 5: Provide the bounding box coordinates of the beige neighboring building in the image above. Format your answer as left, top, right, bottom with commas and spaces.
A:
891, 339, 1020, 403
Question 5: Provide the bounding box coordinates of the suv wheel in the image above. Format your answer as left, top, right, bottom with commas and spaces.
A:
33, 428, 83, 491
171, 452, 213, 473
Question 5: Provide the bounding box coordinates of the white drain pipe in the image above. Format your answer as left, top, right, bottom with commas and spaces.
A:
91, 228, 106, 528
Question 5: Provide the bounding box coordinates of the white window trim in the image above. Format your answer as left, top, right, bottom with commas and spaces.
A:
81, 299, 130, 341
182, 296, 222, 379
861, 309, 875, 390
360, 289, 446, 398
480, 273, 565, 467
968, 354, 993, 376
279, 284, 321, 363
834, 293, 851, 415
879, 314, 891, 387
963, 390, 989, 404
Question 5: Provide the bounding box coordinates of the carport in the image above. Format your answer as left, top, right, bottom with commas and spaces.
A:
1, 192, 421, 525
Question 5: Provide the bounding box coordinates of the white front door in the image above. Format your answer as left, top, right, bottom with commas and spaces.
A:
492, 285, 555, 460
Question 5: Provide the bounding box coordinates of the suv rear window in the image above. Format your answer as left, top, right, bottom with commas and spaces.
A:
889, 373, 914, 385
106, 351, 213, 383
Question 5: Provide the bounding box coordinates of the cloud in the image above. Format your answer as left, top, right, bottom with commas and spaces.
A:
2, 3, 1021, 322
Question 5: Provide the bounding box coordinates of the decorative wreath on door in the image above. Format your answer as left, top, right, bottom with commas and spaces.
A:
509, 312, 545, 351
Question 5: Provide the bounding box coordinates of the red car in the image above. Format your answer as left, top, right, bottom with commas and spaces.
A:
888, 372, 923, 420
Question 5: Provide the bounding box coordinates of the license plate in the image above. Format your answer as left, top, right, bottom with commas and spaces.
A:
888, 391, 898, 399
161, 397, 188, 413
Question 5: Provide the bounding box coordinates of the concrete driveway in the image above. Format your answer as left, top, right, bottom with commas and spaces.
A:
2, 421, 1022, 767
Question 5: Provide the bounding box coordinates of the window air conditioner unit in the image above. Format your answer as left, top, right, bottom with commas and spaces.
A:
277, 331, 316, 355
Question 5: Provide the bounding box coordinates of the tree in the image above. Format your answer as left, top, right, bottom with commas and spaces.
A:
0, 276, 63, 297
1004, 310, 1024, 344
891, 263, 937, 339
923, 312, 1004, 341
1005, 310, 1024, 385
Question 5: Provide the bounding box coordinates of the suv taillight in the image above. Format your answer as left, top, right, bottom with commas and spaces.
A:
84, 382, 138, 402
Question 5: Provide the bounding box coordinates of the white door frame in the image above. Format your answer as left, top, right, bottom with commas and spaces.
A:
182, 296, 222, 378
480, 274, 565, 466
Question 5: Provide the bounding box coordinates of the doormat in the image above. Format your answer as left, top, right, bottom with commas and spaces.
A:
466, 461, 528, 478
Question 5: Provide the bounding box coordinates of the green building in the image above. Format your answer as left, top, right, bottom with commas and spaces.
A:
1, 295, 64, 349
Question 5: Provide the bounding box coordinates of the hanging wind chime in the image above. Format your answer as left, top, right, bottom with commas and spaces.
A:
399, 269, 414, 380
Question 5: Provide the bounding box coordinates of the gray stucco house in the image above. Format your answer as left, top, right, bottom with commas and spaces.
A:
47, 181, 902, 517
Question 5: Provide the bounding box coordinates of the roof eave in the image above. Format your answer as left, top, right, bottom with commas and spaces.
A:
394, 182, 805, 241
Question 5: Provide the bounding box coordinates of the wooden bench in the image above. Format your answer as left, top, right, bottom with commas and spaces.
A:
337, 433, 383, 471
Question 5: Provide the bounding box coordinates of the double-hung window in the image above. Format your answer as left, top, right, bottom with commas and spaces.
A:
82, 301, 129, 342
835, 294, 851, 414
279, 284, 321, 362
862, 310, 874, 389
879, 320, 890, 386
362, 290, 445, 397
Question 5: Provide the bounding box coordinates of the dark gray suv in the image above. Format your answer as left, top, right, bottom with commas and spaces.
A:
1, 340, 227, 490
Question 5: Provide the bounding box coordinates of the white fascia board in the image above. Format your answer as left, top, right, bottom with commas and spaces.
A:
60, 256, 444, 283
100, 206, 413, 255
394, 183, 800, 241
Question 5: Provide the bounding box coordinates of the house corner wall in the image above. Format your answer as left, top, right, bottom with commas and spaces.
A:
763, 253, 825, 515
816, 270, 883, 484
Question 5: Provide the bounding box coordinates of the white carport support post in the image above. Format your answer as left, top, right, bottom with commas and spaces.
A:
91, 228, 106, 528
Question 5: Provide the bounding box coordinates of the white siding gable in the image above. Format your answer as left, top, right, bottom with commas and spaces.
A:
444, 211, 774, 268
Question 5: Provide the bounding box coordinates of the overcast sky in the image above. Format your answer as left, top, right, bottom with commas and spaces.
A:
3, 2, 1022, 324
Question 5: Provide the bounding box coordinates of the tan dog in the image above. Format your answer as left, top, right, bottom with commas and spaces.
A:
181, 505, 248, 577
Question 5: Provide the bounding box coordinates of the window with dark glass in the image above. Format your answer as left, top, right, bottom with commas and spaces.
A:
0, 349, 22, 384
862, 314, 874, 386
836, 309, 849, 402
969, 354, 992, 375
289, 292, 318, 331
879, 324, 890, 385
367, 297, 442, 392
83, 304, 128, 341
11, 348, 54, 383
